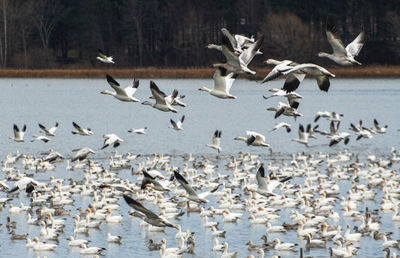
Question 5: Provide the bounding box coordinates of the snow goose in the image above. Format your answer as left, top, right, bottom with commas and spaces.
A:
71, 147, 95, 162
128, 127, 147, 134
71, 122, 93, 136
273, 238, 297, 251
318, 18, 365, 66
382, 235, 400, 248
38, 122, 58, 137
261, 59, 300, 84
267, 222, 286, 233
213, 33, 263, 75
101, 133, 123, 149
170, 115, 185, 130
31, 135, 50, 143
101, 74, 140, 102
32, 237, 57, 251
79, 244, 106, 255
97, 49, 114, 64
234, 130, 269, 147
305, 234, 326, 249
67, 236, 89, 247
220, 242, 237, 258
198, 67, 238, 99
212, 238, 224, 251
292, 124, 310, 147
123, 194, 176, 228
270, 122, 291, 133
330, 241, 354, 257
206, 130, 222, 153
173, 170, 219, 204
211, 226, 226, 238
373, 119, 387, 134
142, 81, 178, 113
107, 233, 122, 244
255, 165, 291, 197
267, 101, 302, 120
344, 224, 361, 242
9, 124, 26, 142
160, 238, 183, 257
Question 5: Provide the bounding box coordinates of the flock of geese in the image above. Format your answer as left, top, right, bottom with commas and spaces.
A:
0, 17, 397, 258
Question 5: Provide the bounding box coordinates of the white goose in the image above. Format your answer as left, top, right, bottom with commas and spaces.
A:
39, 122, 58, 136
234, 131, 269, 147
97, 49, 114, 64
318, 18, 365, 66
170, 115, 185, 130
270, 122, 291, 133
206, 130, 222, 153
71, 122, 93, 136
292, 124, 309, 147
128, 127, 147, 134
101, 134, 123, 149
198, 67, 238, 99
9, 124, 26, 142
101, 74, 140, 102
142, 81, 177, 113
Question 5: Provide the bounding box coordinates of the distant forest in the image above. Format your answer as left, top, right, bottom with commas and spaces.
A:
0, 0, 400, 68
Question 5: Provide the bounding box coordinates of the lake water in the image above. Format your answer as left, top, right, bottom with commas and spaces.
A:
0, 77, 399, 258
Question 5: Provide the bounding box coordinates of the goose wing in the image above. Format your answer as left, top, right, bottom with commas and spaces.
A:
150, 81, 167, 104
170, 119, 177, 129
198, 184, 220, 199
325, 18, 346, 55
299, 124, 308, 141
123, 195, 160, 219
345, 32, 365, 57
256, 165, 268, 191
212, 130, 221, 146
124, 78, 139, 97
98, 49, 108, 59
246, 130, 265, 143
106, 74, 128, 96
239, 35, 264, 66
221, 28, 238, 51
173, 170, 198, 197
48, 122, 59, 134
224, 73, 238, 93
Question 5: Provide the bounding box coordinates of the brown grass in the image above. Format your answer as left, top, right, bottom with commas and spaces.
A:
0, 66, 399, 78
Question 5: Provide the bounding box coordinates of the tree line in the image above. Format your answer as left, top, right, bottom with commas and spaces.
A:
0, 0, 399, 69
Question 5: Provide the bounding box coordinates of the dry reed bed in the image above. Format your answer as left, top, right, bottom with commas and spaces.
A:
0, 66, 399, 78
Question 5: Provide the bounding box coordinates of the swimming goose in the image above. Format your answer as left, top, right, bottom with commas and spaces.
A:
142, 81, 178, 113
280, 63, 335, 92
101, 133, 123, 149
97, 49, 114, 64
206, 130, 222, 153
234, 131, 269, 147
71, 122, 93, 136
330, 241, 354, 257
213, 33, 263, 75
123, 194, 177, 228
270, 122, 291, 133
221, 242, 238, 258
318, 18, 365, 66
174, 170, 219, 204
199, 67, 238, 99
107, 233, 122, 244
38, 122, 58, 136
9, 124, 26, 142
292, 124, 310, 147
67, 236, 89, 247
10, 230, 28, 240
31, 135, 50, 143
71, 147, 95, 162
32, 237, 57, 251
101, 74, 140, 102
273, 238, 297, 251
79, 244, 106, 255
170, 115, 185, 130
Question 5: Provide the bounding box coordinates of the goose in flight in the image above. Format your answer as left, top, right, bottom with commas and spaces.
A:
142, 81, 178, 113
101, 74, 140, 102
292, 124, 310, 147
71, 122, 93, 136
234, 131, 269, 147
373, 119, 387, 134
39, 122, 58, 136
71, 147, 95, 162
128, 127, 147, 134
123, 194, 177, 228
9, 124, 26, 142
150, 92, 187, 107
270, 122, 291, 133
255, 165, 291, 197
206, 130, 222, 153
170, 115, 185, 130
318, 18, 365, 66
263, 88, 303, 102
141, 170, 170, 192
261, 59, 304, 91
199, 67, 238, 99
213, 33, 264, 75
207, 28, 261, 55
267, 101, 302, 120
31, 135, 50, 143
173, 170, 219, 204
101, 134, 123, 149
97, 49, 114, 64
329, 132, 351, 147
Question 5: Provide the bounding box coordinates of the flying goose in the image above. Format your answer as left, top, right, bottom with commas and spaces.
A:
101, 74, 140, 102
173, 170, 219, 204
255, 165, 291, 197
207, 28, 261, 55
39, 122, 58, 136
373, 119, 387, 134
128, 127, 147, 134
199, 67, 238, 99
170, 115, 185, 130
71, 122, 93, 136
9, 124, 26, 142
142, 81, 178, 113
141, 170, 170, 192
270, 122, 291, 133
213, 33, 264, 75
318, 18, 365, 66
97, 49, 114, 64
292, 124, 310, 147
206, 130, 222, 153
101, 134, 123, 149
123, 194, 177, 228
31, 135, 50, 143
267, 101, 302, 120
262, 88, 303, 103
280, 63, 335, 92
71, 147, 95, 162
234, 131, 269, 147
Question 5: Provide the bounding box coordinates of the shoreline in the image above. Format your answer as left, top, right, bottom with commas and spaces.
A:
0, 66, 399, 78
